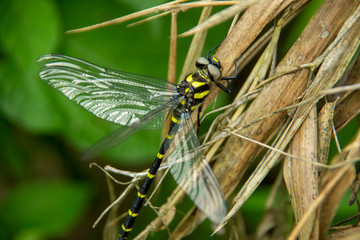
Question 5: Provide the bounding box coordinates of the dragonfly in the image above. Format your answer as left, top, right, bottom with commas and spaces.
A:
37, 50, 231, 239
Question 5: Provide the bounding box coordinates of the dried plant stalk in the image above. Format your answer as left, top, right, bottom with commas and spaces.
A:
178, 0, 215, 82
327, 228, 360, 240
317, 101, 337, 168
169, 0, 312, 238
288, 164, 355, 240
103, 176, 120, 240
334, 57, 360, 130
210, 0, 358, 231
283, 106, 319, 240
134, 0, 360, 238
72, 0, 360, 239
318, 130, 360, 240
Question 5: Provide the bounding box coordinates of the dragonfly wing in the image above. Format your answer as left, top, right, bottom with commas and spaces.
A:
37, 54, 178, 130
166, 113, 227, 224
83, 95, 183, 159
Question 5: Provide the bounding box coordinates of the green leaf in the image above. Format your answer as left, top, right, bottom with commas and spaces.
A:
0, 0, 62, 131
0, 0, 230, 163
0, 0, 61, 69
0, 181, 91, 240
119, 0, 167, 10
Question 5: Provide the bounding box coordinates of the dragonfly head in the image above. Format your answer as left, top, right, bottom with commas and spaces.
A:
195, 56, 222, 82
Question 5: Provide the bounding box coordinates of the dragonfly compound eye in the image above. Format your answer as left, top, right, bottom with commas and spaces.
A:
207, 64, 221, 81
37, 53, 228, 240
195, 57, 210, 68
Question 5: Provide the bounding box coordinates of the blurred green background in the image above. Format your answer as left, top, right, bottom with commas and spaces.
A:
0, 0, 357, 240
0, 0, 232, 239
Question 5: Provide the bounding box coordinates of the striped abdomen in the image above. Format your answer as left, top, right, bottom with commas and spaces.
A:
119, 67, 213, 240
118, 114, 180, 240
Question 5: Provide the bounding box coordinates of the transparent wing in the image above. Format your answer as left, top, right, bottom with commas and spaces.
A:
83, 96, 183, 159
166, 112, 227, 224
37, 54, 179, 130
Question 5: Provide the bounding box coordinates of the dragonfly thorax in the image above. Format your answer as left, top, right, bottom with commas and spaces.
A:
176, 56, 223, 112
195, 56, 222, 81
37, 53, 228, 240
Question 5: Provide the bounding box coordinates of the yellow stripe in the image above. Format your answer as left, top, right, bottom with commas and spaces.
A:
191, 81, 206, 88
167, 134, 174, 139
186, 74, 193, 82
128, 209, 139, 217
121, 224, 132, 232
137, 192, 146, 198
185, 87, 189, 93
191, 103, 202, 111
194, 90, 209, 99
171, 116, 178, 123
212, 57, 219, 63
198, 71, 207, 79
180, 99, 186, 105
147, 172, 155, 179
157, 152, 164, 159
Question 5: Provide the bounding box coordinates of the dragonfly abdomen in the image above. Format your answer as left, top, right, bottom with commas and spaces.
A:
37, 53, 228, 240
119, 56, 225, 239
118, 116, 179, 240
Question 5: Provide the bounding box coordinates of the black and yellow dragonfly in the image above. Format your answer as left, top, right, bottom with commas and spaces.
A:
37, 51, 230, 239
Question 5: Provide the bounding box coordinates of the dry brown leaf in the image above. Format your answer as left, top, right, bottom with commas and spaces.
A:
255, 171, 291, 240
80, 0, 360, 239
215, 0, 358, 224
317, 130, 360, 239
170, 0, 311, 237
287, 164, 355, 240
327, 227, 360, 240
178, 0, 215, 84
334, 56, 360, 130
284, 106, 319, 240
318, 101, 337, 167
103, 176, 121, 240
